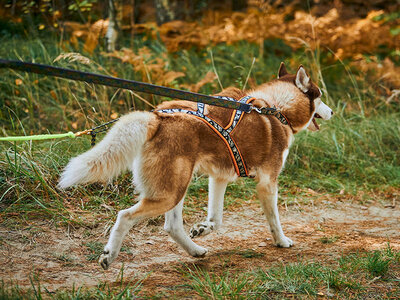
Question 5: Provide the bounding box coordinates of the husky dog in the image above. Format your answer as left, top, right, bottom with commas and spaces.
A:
58, 63, 333, 270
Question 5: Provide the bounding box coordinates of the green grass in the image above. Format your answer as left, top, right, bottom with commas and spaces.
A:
282, 112, 400, 192
0, 30, 399, 222
179, 246, 400, 299
84, 241, 105, 261
367, 250, 392, 277
319, 235, 340, 244
84, 241, 132, 262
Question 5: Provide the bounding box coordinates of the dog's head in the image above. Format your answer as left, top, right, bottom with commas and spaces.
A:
276, 62, 333, 132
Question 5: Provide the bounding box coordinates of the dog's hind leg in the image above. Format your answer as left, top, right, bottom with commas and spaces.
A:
99, 196, 179, 270
190, 177, 228, 238
100, 151, 197, 269
257, 174, 293, 248
164, 198, 208, 257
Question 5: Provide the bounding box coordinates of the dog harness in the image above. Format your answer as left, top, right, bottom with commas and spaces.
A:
156, 96, 255, 177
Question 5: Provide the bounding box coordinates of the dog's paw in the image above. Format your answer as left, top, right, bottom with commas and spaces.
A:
189, 246, 208, 258
190, 222, 215, 238
275, 236, 294, 248
99, 249, 117, 270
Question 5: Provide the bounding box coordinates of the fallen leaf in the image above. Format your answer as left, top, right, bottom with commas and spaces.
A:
50, 90, 58, 101
162, 71, 185, 85
15, 79, 22, 86
192, 71, 217, 92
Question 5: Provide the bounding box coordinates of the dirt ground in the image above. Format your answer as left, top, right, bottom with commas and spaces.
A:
0, 195, 399, 296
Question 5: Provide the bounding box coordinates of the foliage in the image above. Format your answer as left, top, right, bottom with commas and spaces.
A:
4, 0, 99, 15
68, 0, 99, 12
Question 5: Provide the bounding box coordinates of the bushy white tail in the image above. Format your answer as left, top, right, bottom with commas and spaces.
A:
58, 111, 153, 189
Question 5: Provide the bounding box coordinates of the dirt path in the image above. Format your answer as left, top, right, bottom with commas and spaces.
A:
0, 198, 399, 295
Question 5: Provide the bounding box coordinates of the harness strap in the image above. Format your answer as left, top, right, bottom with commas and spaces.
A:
225, 96, 254, 133
257, 107, 292, 129
156, 96, 255, 177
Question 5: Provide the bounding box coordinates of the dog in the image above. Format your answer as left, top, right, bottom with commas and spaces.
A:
58, 63, 333, 270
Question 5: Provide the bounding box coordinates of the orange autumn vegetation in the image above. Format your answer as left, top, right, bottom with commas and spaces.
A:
142, 8, 398, 60
63, 7, 399, 88
103, 47, 185, 86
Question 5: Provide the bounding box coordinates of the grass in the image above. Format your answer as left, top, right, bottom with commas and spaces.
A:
1, 246, 399, 298
84, 241, 105, 261
0, 274, 143, 300
179, 246, 400, 299
85, 241, 132, 262
367, 250, 392, 277
1, 32, 398, 222
319, 235, 340, 244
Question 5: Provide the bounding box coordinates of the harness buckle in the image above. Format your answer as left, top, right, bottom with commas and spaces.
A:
250, 105, 278, 115
249, 106, 262, 114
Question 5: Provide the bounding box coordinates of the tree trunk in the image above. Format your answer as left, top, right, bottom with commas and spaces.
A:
106, 0, 120, 52
232, 0, 247, 11
154, 0, 181, 25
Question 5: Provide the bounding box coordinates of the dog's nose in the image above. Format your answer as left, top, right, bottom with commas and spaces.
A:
331, 111, 334, 116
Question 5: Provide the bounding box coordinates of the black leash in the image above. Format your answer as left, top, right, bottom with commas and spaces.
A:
0, 59, 252, 113
0, 59, 292, 145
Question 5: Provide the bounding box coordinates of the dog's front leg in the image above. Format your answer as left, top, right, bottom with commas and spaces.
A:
190, 177, 228, 238
164, 199, 208, 257
257, 176, 293, 248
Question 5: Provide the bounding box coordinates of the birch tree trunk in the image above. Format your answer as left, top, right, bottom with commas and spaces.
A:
154, 0, 181, 25
106, 0, 120, 52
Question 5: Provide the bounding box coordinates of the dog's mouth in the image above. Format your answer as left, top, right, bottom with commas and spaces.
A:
309, 113, 322, 131
313, 113, 322, 130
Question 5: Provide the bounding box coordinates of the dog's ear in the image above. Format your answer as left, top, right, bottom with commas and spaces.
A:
295, 65, 310, 93
278, 62, 288, 78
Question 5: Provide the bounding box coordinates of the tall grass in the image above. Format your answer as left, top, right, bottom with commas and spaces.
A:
283, 112, 400, 192
0, 31, 399, 221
